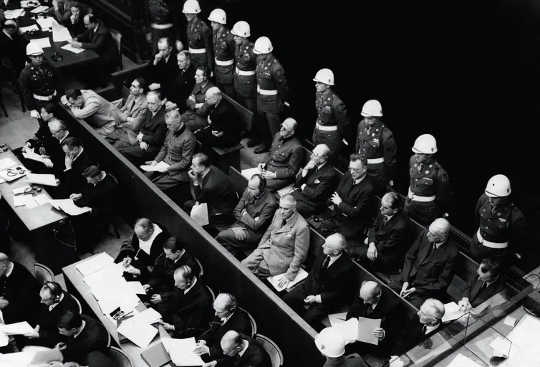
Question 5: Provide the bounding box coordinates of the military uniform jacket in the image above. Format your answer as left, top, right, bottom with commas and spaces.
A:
213, 27, 235, 83
18, 62, 57, 110
233, 189, 277, 235
187, 16, 213, 69
186, 81, 215, 115
356, 120, 397, 177
256, 54, 289, 112
257, 211, 310, 277
233, 40, 256, 97
154, 124, 196, 180
408, 156, 451, 209
315, 89, 350, 136
265, 135, 304, 180
294, 163, 339, 209
139, 105, 168, 147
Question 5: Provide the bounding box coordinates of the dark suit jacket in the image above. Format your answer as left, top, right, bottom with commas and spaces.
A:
191, 166, 236, 216
61, 149, 93, 194
63, 315, 109, 364
233, 189, 277, 236
220, 339, 271, 367
140, 106, 168, 148
65, 17, 86, 38
0, 30, 28, 79
36, 292, 80, 347
389, 309, 441, 356
148, 249, 200, 294
43, 134, 69, 174
76, 20, 119, 69
147, 52, 178, 99
294, 163, 338, 212
200, 309, 253, 359
170, 64, 196, 110
332, 173, 376, 223
366, 211, 410, 272
0, 0, 19, 10
76, 173, 119, 213
205, 99, 241, 147
401, 231, 457, 296
0, 262, 41, 324
465, 275, 505, 307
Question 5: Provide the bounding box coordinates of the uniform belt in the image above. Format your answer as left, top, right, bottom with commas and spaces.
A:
235, 67, 255, 76
408, 188, 436, 202
367, 157, 384, 164
316, 122, 338, 131
150, 23, 173, 30
477, 230, 508, 249
215, 58, 234, 66
189, 47, 206, 54
33, 92, 56, 101
257, 86, 277, 95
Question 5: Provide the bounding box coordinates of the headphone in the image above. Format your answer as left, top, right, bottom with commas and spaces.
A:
44, 281, 63, 302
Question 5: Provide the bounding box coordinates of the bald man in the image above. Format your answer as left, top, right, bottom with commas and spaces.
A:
215, 330, 271, 367
292, 144, 339, 217
395, 218, 457, 307
242, 194, 309, 280
284, 233, 355, 329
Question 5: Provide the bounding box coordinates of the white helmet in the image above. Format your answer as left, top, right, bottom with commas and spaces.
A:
313, 68, 334, 86
253, 36, 273, 55
315, 328, 346, 358
182, 0, 201, 14
485, 174, 511, 197
231, 21, 250, 38
361, 99, 383, 117
208, 8, 226, 24
26, 43, 44, 56
412, 134, 438, 154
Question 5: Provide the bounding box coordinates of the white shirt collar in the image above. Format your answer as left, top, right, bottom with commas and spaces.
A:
183, 277, 197, 295
4, 262, 14, 278
72, 147, 84, 162
49, 293, 65, 311
73, 320, 86, 339
238, 340, 249, 357
327, 253, 342, 268
425, 323, 439, 335
138, 224, 162, 255
220, 311, 234, 325
353, 176, 366, 185
59, 131, 70, 143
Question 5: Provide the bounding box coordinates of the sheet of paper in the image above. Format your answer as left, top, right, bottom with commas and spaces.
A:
267, 268, 308, 292
26, 173, 58, 186
13, 195, 27, 207
29, 37, 51, 49
0, 321, 34, 335
31, 5, 50, 14
504, 314, 540, 366
162, 337, 204, 366
190, 202, 209, 226
328, 312, 347, 326
442, 302, 467, 323
331, 318, 360, 344
241, 167, 260, 180
489, 336, 511, 358
277, 184, 294, 197
51, 198, 91, 216
357, 317, 381, 345
445, 353, 483, 367
52, 24, 72, 42
75, 252, 114, 276
0, 157, 17, 170
61, 43, 85, 54
140, 161, 170, 172
117, 318, 157, 349
131, 307, 162, 325
25, 196, 39, 209
13, 185, 31, 195
19, 24, 39, 33
504, 315, 518, 327
22, 149, 44, 162
34, 193, 50, 206
0, 331, 8, 347
3, 9, 25, 19
126, 281, 146, 295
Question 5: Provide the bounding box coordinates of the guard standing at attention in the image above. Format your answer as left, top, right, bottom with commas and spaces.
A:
250, 36, 289, 154
231, 21, 256, 112
183, 0, 213, 70
208, 8, 235, 96
471, 174, 528, 261
312, 68, 350, 157
405, 134, 452, 225
19, 44, 58, 119
355, 99, 397, 193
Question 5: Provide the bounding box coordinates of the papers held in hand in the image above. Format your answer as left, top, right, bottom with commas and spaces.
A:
141, 161, 170, 173
267, 268, 309, 292
117, 317, 158, 349
61, 43, 85, 54
162, 337, 204, 366
442, 302, 467, 323
190, 202, 209, 226
49, 198, 91, 216
241, 167, 261, 180
26, 173, 58, 186
0, 321, 34, 335
331, 317, 382, 346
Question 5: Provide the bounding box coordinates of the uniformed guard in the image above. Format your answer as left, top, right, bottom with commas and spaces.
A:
312, 68, 350, 157
147, 0, 175, 51
18, 44, 58, 119
405, 134, 452, 225
182, 0, 213, 70
355, 99, 397, 193
471, 174, 528, 260
208, 8, 235, 96
231, 21, 256, 112
251, 36, 289, 154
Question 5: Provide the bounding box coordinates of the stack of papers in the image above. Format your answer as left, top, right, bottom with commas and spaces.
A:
52, 23, 72, 42
4, 9, 25, 19
0, 321, 34, 335
61, 43, 85, 54
26, 173, 58, 186
50, 198, 91, 216
442, 302, 467, 323
190, 202, 209, 226
19, 24, 39, 33
268, 268, 308, 292
29, 37, 51, 49
75, 252, 115, 276
140, 161, 170, 173
117, 317, 157, 349
241, 167, 260, 180
31, 5, 50, 14
22, 151, 53, 167
13, 195, 38, 208
162, 337, 204, 366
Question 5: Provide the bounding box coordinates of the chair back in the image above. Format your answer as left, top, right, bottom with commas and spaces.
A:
110, 28, 122, 68
34, 263, 55, 284
239, 306, 257, 337
195, 257, 204, 278
69, 293, 83, 314
255, 334, 284, 367
106, 346, 133, 367
206, 285, 216, 302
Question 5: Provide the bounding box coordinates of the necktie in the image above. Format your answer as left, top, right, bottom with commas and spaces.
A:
321, 256, 331, 269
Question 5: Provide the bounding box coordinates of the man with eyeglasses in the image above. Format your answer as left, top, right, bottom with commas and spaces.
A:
111, 77, 149, 137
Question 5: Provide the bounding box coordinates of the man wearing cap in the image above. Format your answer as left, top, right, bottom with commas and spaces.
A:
208, 8, 235, 96
231, 21, 256, 111
471, 174, 527, 260
355, 100, 397, 193
0, 19, 28, 81
405, 133, 452, 225
249, 36, 290, 153
19, 43, 58, 118
315, 327, 368, 367
242, 194, 309, 281
312, 68, 350, 156
183, 0, 213, 70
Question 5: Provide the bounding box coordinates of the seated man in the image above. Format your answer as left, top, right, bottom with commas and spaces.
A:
143, 109, 196, 193
71, 165, 119, 214
242, 194, 309, 280
458, 257, 505, 313
284, 233, 355, 329
194, 293, 253, 361
156, 265, 213, 337
46, 118, 71, 173
146, 36, 177, 98
144, 236, 200, 296
169, 50, 196, 110
108, 77, 148, 144
115, 218, 170, 281
185, 153, 237, 227
182, 65, 215, 131
55, 311, 109, 365
195, 87, 241, 148
313, 155, 376, 240
259, 118, 304, 191
395, 218, 457, 308
292, 144, 338, 217
210, 330, 271, 367
59, 137, 93, 195
0, 253, 41, 324
61, 89, 118, 137
63, 3, 85, 37
216, 174, 277, 259
356, 192, 410, 273
116, 91, 168, 166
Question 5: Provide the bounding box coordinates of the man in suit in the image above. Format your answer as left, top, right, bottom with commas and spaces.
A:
458, 257, 505, 312
47, 118, 71, 173
195, 87, 241, 149
0, 19, 28, 81
60, 137, 93, 195
242, 194, 310, 280
185, 153, 237, 227
216, 174, 277, 259
62, 3, 85, 37
157, 265, 213, 337
0, 253, 41, 324
194, 293, 253, 362
356, 192, 410, 273
396, 218, 457, 308
284, 233, 356, 329
146, 36, 177, 98
292, 144, 338, 217
71, 165, 119, 214
55, 311, 109, 365
170, 51, 196, 110
215, 330, 271, 367
315, 327, 368, 367
116, 91, 168, 165
259, 118, 305, 191
143, 108, 196, 194
110, 77, 148, 144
